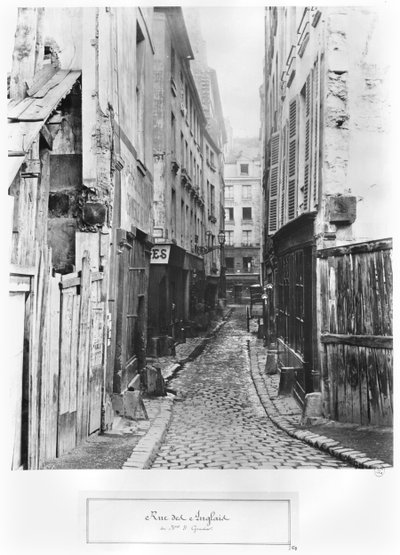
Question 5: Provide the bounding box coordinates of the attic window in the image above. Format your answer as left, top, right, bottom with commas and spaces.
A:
240, 163, 249, 175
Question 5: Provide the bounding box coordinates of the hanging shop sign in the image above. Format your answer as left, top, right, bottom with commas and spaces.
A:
150, 245, 171, 264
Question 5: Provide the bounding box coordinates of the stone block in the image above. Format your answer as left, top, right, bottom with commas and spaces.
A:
265, 350, 278, 375
326, 195, 357, 224
146, 337, 158, 358
278, 367, 297, 395
123, 390, 148, 419
301, 392, 323, 424
111, 393, 124, 416
158, 335, 169, 356
144, 365, 166, 396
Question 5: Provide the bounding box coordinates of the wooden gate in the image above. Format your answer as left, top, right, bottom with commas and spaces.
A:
276, 247, 313, 405
13, 247, 106, 469
319, 239, 393, 425
115, 229, 148, 393
58, 255, 105, 454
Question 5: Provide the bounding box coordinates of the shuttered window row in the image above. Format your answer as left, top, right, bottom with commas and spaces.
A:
268, 132, 280, 233
267, 55, 320, 235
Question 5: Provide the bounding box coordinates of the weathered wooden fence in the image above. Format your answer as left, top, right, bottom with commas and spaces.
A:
318, 238, 393, 426
25, 247, 105, 469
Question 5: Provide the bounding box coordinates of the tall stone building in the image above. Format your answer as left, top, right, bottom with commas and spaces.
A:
149, 8, 207, 348
149, 7, 226, 353
262, 7, 392, 425
7, 7, 155, 467
224, 151, 262, 303
184, 8, 227, 307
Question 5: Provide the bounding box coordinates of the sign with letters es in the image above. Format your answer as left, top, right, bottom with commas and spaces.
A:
150, 245, 171, 264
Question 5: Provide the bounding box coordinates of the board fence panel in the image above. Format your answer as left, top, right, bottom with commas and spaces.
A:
319, 239, 392, 426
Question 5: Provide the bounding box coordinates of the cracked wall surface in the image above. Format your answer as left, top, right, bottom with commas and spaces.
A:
319, 7, 392, 243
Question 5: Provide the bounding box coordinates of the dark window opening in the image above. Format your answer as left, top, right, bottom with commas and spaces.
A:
225, 257, 234, 270
242, 207, 252, 220
240, 163, 249, 175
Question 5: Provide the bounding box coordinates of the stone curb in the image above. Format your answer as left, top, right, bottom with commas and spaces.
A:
122, 397, 175, 469
123, 310, 233, 470
247, 338, 389, 470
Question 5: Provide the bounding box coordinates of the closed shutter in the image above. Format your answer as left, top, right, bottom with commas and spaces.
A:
280, 124, 287, 227
312, 56, 320, 207
287, 97, 298, 221
268, 132, 280, 234
303, 74, 311, 211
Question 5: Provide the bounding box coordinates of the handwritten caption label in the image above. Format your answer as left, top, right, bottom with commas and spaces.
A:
145, 509, 230, 533
86, 497, 293, 545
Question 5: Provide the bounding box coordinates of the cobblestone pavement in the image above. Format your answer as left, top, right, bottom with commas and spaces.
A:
150, 308, 350, 469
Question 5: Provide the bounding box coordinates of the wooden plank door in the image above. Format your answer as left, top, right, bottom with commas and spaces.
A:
9, 291, 27, 469
88, 294, 104, 435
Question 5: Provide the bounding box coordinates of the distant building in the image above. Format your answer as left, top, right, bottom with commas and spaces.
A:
224, 153, 262, 303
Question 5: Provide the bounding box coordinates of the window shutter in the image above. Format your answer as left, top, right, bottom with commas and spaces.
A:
312, 56, 320, 207
280, 124, 287, 227
303, 74, 311, 211
287, 97, 298, 221
268, 131, 280, 234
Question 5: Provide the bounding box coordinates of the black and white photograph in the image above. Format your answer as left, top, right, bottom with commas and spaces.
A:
1, 1, 398, 553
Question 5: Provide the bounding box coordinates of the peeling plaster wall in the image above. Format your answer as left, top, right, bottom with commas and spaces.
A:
152, 14, 168, 236
44, 7, 155, 239
47, 86, 82, 273
115, 8, 154, 236
152, 156, 167, 232
320, 7, 391, 241
152, 10, 207, 252
346, 8, 392, 240
43, 8, 82, 70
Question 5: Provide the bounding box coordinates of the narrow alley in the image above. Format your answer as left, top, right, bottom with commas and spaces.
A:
150, 308, 349, 469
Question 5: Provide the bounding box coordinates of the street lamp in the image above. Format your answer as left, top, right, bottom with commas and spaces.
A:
217, 230, 226, 246
218, 230, 226, 299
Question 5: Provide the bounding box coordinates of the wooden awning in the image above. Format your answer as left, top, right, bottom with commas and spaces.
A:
7, 68, 81, 184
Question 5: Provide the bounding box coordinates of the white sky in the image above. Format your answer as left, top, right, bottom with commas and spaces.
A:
194, 7, 265, 139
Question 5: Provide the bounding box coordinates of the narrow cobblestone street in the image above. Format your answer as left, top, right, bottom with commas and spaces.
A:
151, 308, 350, 469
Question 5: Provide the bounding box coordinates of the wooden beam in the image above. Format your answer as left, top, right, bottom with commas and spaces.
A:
40, 124, 53, 149
61, 276, 81, 289
320, 333, 393, 350
91, 271, 104, 282
9, 263, 36, 276
317, 238, 392, 259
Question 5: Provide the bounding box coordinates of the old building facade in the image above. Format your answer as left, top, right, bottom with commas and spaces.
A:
149, 7, 206, 348
262, 7, 392, 425
184, 10, 227, 307
224, 154, 262, 303
149, 7, 226, 352
8, 6, 155, 468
